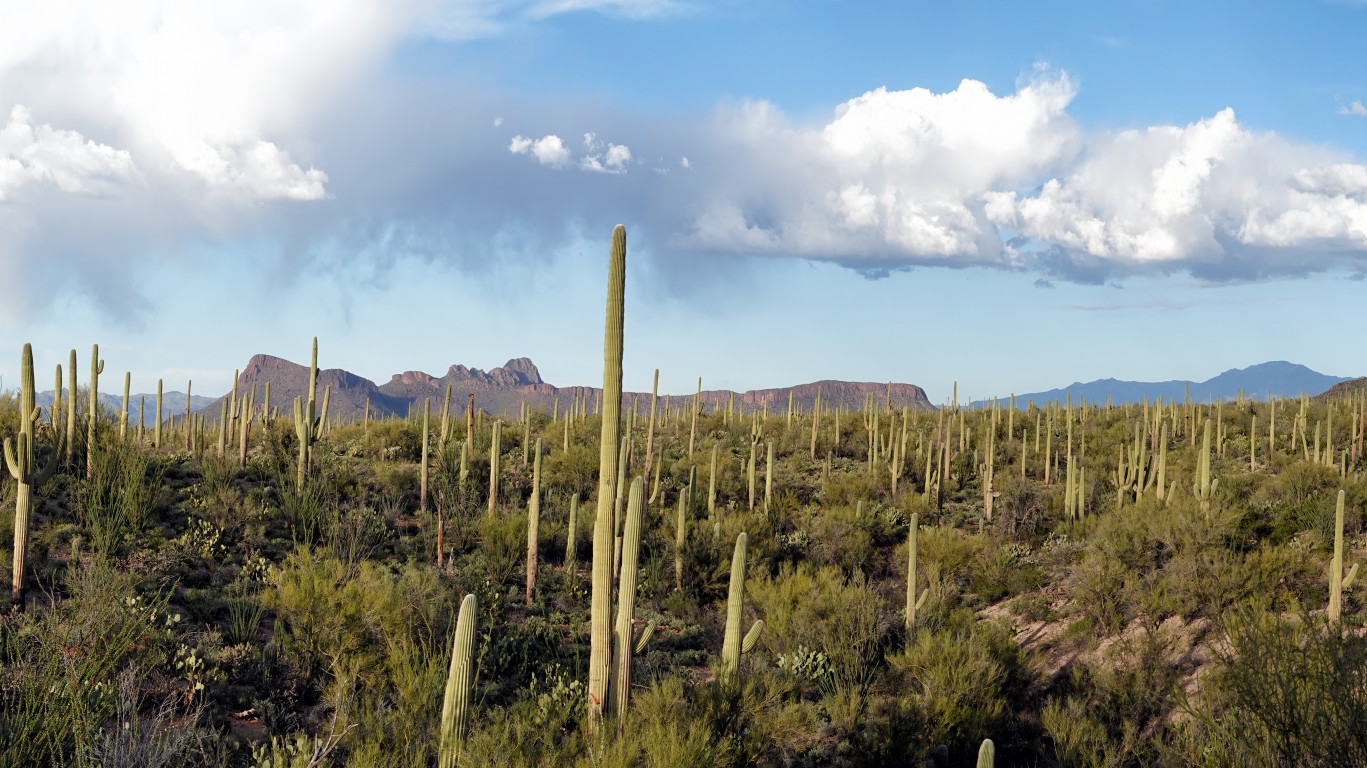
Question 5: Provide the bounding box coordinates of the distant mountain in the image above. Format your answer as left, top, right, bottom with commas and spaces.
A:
978, 362, 1352, 408
35, 390, 216, 426
199, 354, 407, 424
200, 355, 936, 425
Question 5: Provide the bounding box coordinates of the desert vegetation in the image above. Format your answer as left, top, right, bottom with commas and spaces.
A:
2, 225, 1366, 767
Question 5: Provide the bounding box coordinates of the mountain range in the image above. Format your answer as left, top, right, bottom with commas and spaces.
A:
28, 358, 1356, 423
974, 361, 1352, 408
197, 355, 936, 423
33, 390, 216, 427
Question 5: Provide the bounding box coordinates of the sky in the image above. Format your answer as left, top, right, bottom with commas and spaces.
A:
1, 0, 1366, 404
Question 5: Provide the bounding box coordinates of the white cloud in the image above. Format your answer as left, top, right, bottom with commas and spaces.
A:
989, 108, 1367, 270
0, 105, 137, 200
509, 134, 571, 167
179, 139, 329, 201
580, 132, 632, 173
681, 73, 1081, 265
0, 1, 426, 203
510, 130, 631, 173
1339, 100, 1367, 117
643, 73, 1367, 279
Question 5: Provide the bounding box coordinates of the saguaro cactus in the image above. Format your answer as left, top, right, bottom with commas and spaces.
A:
85, 344, 104, 479
487, 420, 502, 515
5, 344, 58, 604
708, 444, 719, 521
689, 377, 701, 458
421, 400, 431, 514
747, 440, 757, 511
52, 365, 63, 431
765, 441, 774, 515
466, 393, 475, 454
1330, 489, 1358, 624
977, 739, 995, 768
609, 476, 645, 718
292, 338, 321, 488
906, 512, 926, 637
526, 438, 542, 605
565, 493, 579, 570
237, 391, 253, 468
120, 372, 130, 441
438, 593, 478, 768
675, 490, 688, 592
644, 369, 659, 491
588, 225, 627, 729
720, 532, 763, 683
1194, 418, 1216, 512
154, 379, 163, 449
66, 349, 77, 466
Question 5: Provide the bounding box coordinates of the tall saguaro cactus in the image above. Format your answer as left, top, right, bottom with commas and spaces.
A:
66, 349, 77, 466
588, 225, 627, 730
86, 344, 104, 479
675, 489, 688, 592
5, 344, 58, 604
154, 379, 163, 449
421, 400, 431, 514
487, 420, 502, 515
764, 441, 774, 515
292, 337, 321, 488
438, 593, 478, 768
526, 438, 543, 605
120, 372, 130, 441
644, 369, 659, 491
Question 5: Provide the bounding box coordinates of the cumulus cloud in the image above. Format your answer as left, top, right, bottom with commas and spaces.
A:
508, 130, 632, 172
581, 132, 632, 173
0, 106, 138, 200
679, 74, 1081, 268
652, 74, 1367, 281
981, 107, 1367, 278
509, 134, 572, 167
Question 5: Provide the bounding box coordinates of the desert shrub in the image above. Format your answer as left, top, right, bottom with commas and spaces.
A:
803, 506, 878, 576
276, 481, 331, 549
1173, 607, 1367, 767
1041, 630, 1182, 767
889, 621, 1023, 760
264, 550, 457, 762
915, 523, 990, 589
324, 504, 393, 571
73, 443, 164, 555
822, 470, 885, 509
0, 560, 183, 765
748, 563, 891, 731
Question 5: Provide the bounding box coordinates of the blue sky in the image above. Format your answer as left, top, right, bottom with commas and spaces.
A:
1, 0, 1365, 403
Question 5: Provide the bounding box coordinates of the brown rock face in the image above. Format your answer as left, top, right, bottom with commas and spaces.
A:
1319, 377, 1367, 401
